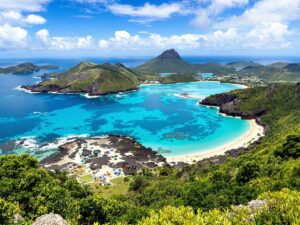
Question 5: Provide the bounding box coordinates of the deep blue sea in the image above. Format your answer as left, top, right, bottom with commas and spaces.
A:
0, 56, 298, 159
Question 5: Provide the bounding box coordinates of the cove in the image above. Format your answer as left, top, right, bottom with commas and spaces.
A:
0, 66, 249, 160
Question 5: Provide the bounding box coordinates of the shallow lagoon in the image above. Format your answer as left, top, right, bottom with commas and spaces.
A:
0, 60, 249, 159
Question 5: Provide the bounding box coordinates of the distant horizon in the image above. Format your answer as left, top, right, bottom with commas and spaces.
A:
1, 53, 300, 60
1, 54, 299, 62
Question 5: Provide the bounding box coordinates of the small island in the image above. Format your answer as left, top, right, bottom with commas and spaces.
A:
0, 62, 58, 75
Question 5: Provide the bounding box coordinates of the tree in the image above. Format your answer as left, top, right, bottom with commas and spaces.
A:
129, 176, 149, 192
236, 161, 260, 184
79, 194, 127, 225
274, 135, 300, 159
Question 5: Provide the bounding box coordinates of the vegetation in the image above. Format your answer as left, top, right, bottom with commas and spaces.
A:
22, 63, 142, 95
139, 188, 300, 225
226, 61, 262, 69
159, 73, 197, 84
0, 62, 58, 75
2, 83, 300, 224
239, 63, 300, 82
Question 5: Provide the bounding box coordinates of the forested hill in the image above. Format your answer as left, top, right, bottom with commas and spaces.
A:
1, 83, 300, 224
22, 62, 141, 96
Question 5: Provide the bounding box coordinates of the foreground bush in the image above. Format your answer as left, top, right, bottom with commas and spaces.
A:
139, 189, 300, 225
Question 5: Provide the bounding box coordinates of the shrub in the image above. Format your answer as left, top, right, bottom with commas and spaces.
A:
236, 161, 260, 184
274, 135, 300, 159
0, 198, 20, 225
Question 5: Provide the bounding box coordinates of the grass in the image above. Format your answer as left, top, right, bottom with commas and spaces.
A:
88, 177, 132, 198
78, 174, 94, 183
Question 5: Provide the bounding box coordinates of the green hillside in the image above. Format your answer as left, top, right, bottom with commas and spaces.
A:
240, 64, 300, 82
226, 61, 262, 69
1, 83, 300, 224
159, 73, 197, 84
22, 62, 141, 95
267, 62, 289, 69
193, 62, 235, 75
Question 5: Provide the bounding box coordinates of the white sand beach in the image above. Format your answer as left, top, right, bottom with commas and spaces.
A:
166, 119, 264, 164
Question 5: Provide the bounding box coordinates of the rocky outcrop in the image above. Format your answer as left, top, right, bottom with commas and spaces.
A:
21, 84, 63, 93
32, 213, 69, 225
201, 93, 237, 106
157, 48, 182, 60
13, 213, 24, 224
296, 82, 300, 98
201, 93, 266, 119
232, 200, 268, 223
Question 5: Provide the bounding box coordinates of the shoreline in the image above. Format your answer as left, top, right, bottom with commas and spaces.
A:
16, 85, 139, 98
165, 119, 264, 164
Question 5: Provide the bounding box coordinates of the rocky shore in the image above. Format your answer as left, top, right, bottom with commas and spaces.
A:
41, 135, 168, 175
21, 84, 139, 96
200, 93, 267, 119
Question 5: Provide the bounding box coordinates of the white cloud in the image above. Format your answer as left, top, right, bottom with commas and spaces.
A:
244, 22, 292, 49
98, 27, 293, 53
35, 28, 49, 44
0, 11, 46, 25
209, 0, 249, 13
215, 0, 300, 28
35, 29, 95, 50
0, 0, 50, 12
98, 30, 205, 51
74, 0, 111, 3
0, 24, 28, 49
75, 1, 186, 22
192, 0, 249, 27
25, 14, 46, 24
204, 28, 238, 49
1, 11, 23, 21
107, 2, 183, 22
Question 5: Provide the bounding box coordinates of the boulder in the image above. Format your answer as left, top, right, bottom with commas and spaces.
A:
13, 213, 24, 224
32, 213, 69, 225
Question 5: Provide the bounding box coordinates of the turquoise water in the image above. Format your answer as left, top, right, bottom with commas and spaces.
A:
200, 73, 214, 78
0, 59, 249, 159
159, 73, 176, 77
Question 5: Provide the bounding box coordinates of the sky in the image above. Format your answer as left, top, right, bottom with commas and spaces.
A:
0, 0, 300, 57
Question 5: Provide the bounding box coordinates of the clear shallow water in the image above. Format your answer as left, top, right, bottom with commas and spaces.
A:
0, 58, 251, 159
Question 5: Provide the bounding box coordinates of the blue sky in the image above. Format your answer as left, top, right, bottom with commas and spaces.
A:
0, 0, 300, 57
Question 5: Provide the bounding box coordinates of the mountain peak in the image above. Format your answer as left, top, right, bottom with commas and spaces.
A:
157, 49, 181, 60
